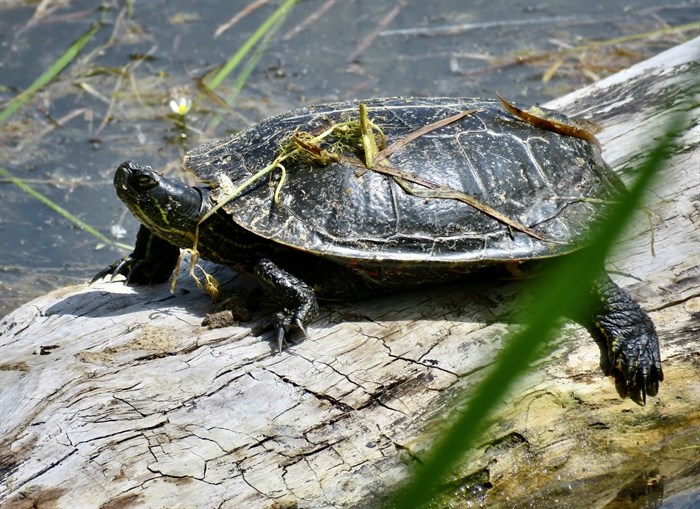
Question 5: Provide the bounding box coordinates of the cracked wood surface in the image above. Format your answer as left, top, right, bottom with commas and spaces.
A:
1, 37, 699, 509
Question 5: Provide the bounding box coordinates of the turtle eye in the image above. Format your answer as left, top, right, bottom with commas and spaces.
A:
133, 173, 159, 191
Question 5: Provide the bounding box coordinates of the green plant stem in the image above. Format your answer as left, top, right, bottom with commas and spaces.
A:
206, 0, 296, 91
0, 166, 130, 250
0, 22, 100, 124
205, 9, 288, 134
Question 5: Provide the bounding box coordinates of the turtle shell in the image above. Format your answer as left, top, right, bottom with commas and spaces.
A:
184, 97, 623, 272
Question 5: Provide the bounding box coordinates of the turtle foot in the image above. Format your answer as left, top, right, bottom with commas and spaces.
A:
91, 253, 173, 285
593, 275, 663, 404
91, 225, 179, 286
273, 313, 309, 353
254, 258, 319, 353
600, 312, 663, 405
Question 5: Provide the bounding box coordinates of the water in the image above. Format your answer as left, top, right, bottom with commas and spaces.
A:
0, 1, 698, 506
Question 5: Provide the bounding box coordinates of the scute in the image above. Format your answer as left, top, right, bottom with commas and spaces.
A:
184, 97, 624, 265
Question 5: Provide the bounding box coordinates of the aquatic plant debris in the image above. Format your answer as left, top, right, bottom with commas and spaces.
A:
0, 166, 129, 250
0, 23, 100, 124
497, 93, 601, 147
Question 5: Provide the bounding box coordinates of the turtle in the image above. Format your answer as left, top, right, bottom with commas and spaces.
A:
94, 96, 663, 402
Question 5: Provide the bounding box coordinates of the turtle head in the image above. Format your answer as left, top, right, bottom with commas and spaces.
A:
114, 161, 212, 249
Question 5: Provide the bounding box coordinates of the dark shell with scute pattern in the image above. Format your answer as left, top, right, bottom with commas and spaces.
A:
185, 97, 623, 280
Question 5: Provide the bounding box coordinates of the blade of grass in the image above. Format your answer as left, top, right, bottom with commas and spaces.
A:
0, 22, 101, 124
0, 166, 130, 251
205, 10, 287, 135
226, 19, 281, 102
386, 114, 686, 509
201, 0, 295, 136
205, 0, 296, 91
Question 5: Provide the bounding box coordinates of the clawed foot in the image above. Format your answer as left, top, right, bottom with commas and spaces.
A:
91, 254, 173, 285
603, 324, 663, 405
91, 255, 144, 285
253, 258, 319, 354
273, 310, 310, 353
593, 275, 663, 405
91, 225, 180, 286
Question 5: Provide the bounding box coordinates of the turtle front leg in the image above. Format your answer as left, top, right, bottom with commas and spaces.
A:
254, 258, 320, 352
92, 225, 180, 285
591, 274, 663, 403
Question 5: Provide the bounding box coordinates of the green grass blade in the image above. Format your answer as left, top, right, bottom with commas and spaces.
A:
0, 166, 130, 250
206, 0, 296, 91
387, 114, 686, 509
202, 0, 294, 134
0, 22, 101, 124
225, 17, 282, 103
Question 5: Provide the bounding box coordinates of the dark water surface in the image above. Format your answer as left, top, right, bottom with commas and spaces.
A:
0, 1, 699, 506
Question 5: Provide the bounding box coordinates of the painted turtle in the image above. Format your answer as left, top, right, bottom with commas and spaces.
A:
95, 97, 662, 401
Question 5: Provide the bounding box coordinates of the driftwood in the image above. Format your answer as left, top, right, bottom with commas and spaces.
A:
1, 37, 698, 508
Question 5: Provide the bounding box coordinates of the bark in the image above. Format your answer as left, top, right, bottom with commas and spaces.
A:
1, 37, 698, 509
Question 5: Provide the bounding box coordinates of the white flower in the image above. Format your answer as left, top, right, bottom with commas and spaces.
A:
169, 96, 192, 116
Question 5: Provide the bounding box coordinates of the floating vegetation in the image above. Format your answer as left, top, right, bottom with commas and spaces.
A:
0, 23, 100, 125
0, 165, 129, 251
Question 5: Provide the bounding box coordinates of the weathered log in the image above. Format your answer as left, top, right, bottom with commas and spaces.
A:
1, 37, 698, 509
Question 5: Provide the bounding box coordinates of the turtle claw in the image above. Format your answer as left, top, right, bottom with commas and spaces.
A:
90, 267, 112, 285
272, 311, 292, 353
112, 257, 137, 283
91, 255, 149, 285
271, 311, 312, 353
295, 318, 308, 338
611, 343, 662, 405
90, 256, 132, 284
276, 327, 287, 354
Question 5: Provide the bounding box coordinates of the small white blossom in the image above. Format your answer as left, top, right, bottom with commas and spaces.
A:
169, 96, 192, 116
110, 224, 127, 239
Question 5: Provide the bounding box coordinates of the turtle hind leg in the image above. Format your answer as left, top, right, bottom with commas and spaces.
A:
92, 225, 180, 285
254, 258, 319, 352
590, 274, 663, 404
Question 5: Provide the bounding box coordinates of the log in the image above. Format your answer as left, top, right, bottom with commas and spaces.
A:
1, 37, 698, 508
